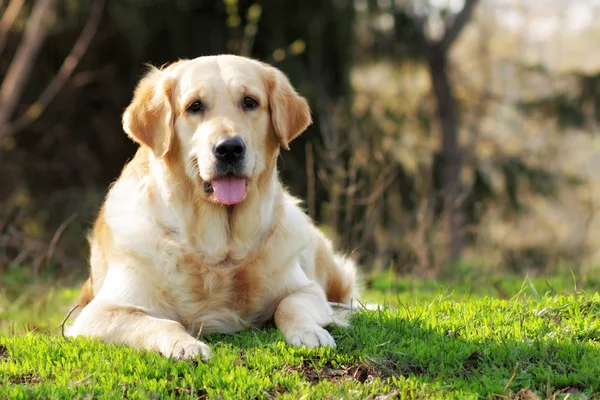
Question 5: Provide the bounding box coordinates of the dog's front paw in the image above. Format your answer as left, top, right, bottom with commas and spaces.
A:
286, 325, 336, 348
161, 337, 211, 362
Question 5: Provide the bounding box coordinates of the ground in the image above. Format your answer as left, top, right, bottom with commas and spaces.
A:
1, 266, 599, 399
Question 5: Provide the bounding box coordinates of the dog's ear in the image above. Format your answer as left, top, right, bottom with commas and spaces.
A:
122, 67, 175, 158
263, 65, 312, 150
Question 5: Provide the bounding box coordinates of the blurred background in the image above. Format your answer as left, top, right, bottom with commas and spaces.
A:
2, 0, 600, 284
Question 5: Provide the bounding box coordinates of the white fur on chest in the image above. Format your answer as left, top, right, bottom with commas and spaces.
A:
100, 172, 315, 336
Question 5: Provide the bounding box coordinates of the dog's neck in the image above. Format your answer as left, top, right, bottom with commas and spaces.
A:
151, 155, 281, 267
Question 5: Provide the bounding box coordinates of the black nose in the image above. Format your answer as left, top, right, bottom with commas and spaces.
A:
213, 137, 246, 163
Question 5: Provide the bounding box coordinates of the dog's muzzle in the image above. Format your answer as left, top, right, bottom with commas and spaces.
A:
204, 136, 248, 205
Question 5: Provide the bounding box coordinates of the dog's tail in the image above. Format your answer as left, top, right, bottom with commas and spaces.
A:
324, 251, 381, 326
326, 253, 360, 306
323, 252, 367, 327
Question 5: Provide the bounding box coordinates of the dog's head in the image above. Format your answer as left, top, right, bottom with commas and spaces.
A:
122, 55, 311, 206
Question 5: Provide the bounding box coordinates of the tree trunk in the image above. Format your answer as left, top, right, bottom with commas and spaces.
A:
427, 44, 464, 262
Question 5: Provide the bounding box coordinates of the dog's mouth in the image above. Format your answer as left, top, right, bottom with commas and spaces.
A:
203, 175, 249, 205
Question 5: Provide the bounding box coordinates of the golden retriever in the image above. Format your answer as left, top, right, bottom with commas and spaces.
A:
66, 54, 359, 361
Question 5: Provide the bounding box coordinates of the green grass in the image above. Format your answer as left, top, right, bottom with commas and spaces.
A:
1, 267, 600, 399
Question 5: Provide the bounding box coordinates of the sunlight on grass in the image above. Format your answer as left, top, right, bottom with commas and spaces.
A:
361, 266, 600, 306
1, 266, 600, 398
0, 266, 81, 335
0, 285, 79, 335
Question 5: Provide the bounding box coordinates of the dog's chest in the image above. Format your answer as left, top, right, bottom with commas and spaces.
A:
164, 253, 280, 335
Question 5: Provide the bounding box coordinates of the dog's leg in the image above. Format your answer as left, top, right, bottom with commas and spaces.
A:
66, 298, 211, 361
274, 265, 337, 348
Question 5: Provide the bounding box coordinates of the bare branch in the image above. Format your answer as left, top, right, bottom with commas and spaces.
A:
44, 212, 78, 269
1, 0, 105, 140
0, 0, 55, 135
3, 226, 85, 271
355, 166, 398, 206
0, 0, 25, 58
440, 0, 480, 51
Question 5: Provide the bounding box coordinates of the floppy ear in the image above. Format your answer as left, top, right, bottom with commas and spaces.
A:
122, 67, 175, 158
264, 66, 312, 150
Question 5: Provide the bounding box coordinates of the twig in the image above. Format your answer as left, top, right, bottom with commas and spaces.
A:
60, 304, 81, 338
68, 374, 92, 388
68, 64, 116, 89
0, 0, 55, 136
0, 0, 25, 58
2, 0, 105, 139
44, 212, 78, 269
504, 363, 519, 394
4, 226, 85, 271
354, 166, 398, 206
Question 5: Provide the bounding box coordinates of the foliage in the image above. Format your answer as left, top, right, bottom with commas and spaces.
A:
2, 0, 600, 277
0, 0, 358, 273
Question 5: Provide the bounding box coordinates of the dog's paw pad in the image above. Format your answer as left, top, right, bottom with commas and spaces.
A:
287, 326, 336, 348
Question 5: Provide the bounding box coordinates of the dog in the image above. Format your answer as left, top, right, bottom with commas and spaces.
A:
66, 54, 359, 362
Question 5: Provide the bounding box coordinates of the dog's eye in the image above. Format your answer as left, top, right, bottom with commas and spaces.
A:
242, 96, 258, 110
187, 100, 205, 114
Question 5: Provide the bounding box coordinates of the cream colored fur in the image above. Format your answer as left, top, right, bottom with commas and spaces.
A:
66, 55, 359, 361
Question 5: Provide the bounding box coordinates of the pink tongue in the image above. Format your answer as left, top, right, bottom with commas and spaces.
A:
211, 176, 246, 205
